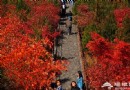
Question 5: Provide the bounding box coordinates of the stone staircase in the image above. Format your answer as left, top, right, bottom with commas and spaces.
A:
55, 4, 82, 90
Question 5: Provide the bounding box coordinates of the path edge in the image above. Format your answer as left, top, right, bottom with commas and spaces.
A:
76, 25, 87, 88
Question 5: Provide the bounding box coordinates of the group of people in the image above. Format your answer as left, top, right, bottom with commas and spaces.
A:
61, 0, 74, 16
49, 71, 84, 90
61, 0, 74, 5
61, 0, 73, 35
52, 2, 84, 89
71, 71, 84, 90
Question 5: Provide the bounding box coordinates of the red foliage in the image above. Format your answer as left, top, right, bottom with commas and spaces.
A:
114, 8, 130, 28
76, 4, 94, 28
77, 4, 89, 15
0, 1, 66, 90
29, 2, 60, 29
86, 32, 130, 89
26, 1, 61, 43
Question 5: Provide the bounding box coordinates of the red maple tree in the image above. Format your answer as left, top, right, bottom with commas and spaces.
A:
114, 8, 130, 28
0, 1, 66, 89
76, 4, 95, 28
86, 32, 130, 89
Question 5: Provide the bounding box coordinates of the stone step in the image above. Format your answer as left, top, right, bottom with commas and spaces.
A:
55, 4, 82, 90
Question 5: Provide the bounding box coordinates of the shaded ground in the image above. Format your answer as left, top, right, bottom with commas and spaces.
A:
55, 4, 82, 90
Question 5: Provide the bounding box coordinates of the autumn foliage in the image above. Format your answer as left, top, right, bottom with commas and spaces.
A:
86, 32, 130, 89
114, 8, 130, 28
0, 1, 66, 89
76, 4, 95, 28
29, 2, 60, 29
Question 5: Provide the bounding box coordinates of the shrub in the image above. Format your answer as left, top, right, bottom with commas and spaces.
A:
82, 24, 97, 50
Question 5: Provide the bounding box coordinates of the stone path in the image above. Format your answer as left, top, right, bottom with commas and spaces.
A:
55, 4, 82, 90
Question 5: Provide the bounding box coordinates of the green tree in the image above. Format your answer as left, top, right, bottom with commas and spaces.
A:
101, 13, 117, 41
122, 17, 130, 42
82, 24, 97, 50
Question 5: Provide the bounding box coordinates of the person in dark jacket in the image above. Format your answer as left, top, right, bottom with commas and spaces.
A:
61, 4, 66, 17
50, 80, 57, 90
71, 81, 80, 90
56, 80, 63, 90
68, 11, 72, 21
66, 17, 72, 35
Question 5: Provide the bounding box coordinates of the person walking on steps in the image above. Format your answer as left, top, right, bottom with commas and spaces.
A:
56, 80, 63, 90
76, 71, 83, 90
68, 0, 71, 4
65, 17, 72, 35
61, 4, 66, 17
49, 79, 57, 90
68, 11, 72, 21
61, 0, 65, 4
71, 81, 80, 90
70, 0, 74, 5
